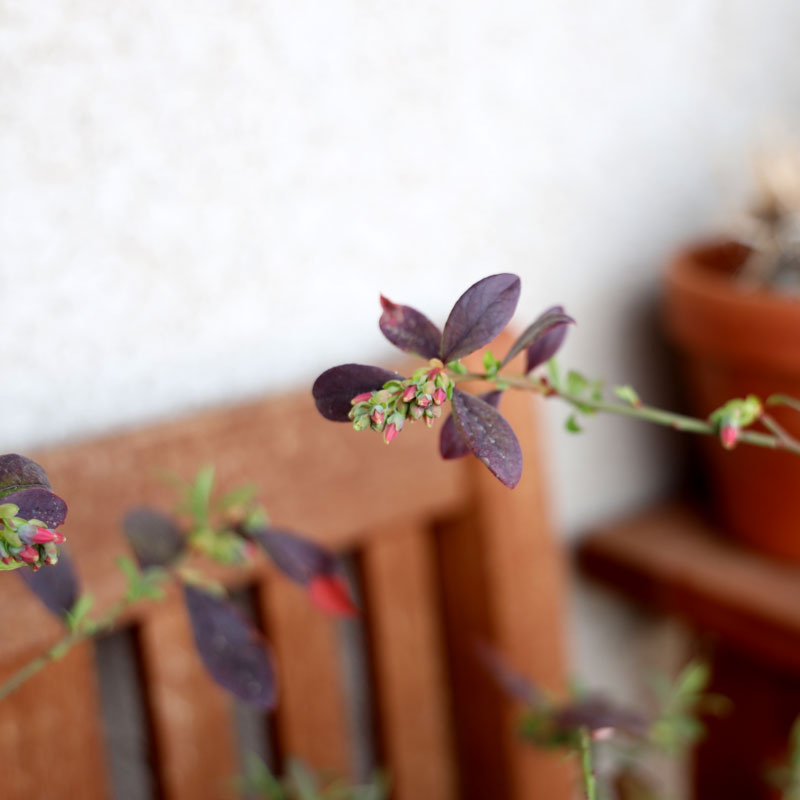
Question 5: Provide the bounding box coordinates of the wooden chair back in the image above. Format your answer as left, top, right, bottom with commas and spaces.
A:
0, 360, 570, 800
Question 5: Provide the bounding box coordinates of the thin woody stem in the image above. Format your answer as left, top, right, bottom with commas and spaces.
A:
578, 728, 598, 800
453, 372, 800, 456
0, 594, 141, 701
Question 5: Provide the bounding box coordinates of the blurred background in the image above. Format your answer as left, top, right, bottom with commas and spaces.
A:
4, 2, 800, 797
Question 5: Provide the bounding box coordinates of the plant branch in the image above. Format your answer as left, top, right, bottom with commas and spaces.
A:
0, 591, 149, 701
578, 728, 597, 800
453, 372, 800, 456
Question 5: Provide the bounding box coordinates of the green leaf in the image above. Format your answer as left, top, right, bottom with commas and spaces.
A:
288, 759, 320, 800
614, 384, 641, 407
674, 660, 710, 698
117, 555, 141, 588
767, 393, 800, 414
65, 593, 95, 633
189, 465, 215, 527
546, 357, 561, 391
565, 415, 582, 434
482, 349, 501, 376
446, 359, 468, 374
117, 555, 167, 602
238, 753, 286, 799
214, 484, 258, 513
566, 370, 588, 396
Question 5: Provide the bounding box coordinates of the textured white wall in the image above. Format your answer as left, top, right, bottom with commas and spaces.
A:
3, 0, 800, 729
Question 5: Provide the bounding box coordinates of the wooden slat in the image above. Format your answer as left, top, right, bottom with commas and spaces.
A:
138, 596, 239, 800
470, 388, 573, 799
0, 642, 110, 800
362, 521, 458, 800
0, 331, 571, 799
436, 383, 573, 799
694, 643, 800, 800
34, 377, 463, 561
262, 578, 352, 775
578, 504, 800, 673
437, 509, 512, 800
577, 504, 800, 798
0, 382, 464, 665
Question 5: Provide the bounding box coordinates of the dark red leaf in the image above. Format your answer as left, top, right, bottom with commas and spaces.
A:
309, 575, 359, 617
123, 508, 185, 570
499, 306, 573, 369
379, 295, 442, 358
553, 695, 649, 737
476, 642, 542, 706
248, 526, 336, 585
18, 549, 79, 619
312, 364, 402, 421
524, 306, 572, 372
2, 487, 68, 528
0, 454, 51, 498
440, 391, 503, 459
184, 585, 277, 709
441, 274, 521, 361
450, 388, 523, 487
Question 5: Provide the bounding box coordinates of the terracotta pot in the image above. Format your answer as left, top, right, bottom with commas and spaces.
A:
664, 239, 800, 560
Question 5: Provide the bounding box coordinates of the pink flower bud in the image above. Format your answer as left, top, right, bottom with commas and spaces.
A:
384, 423, 399, 444
402, 385, 417, 402
720, 423, 739, 450
416, 394, 432, 408
370, 407, 385, 425
433, 387, 447, 405
18, 545, 39, 563
32, 527, 56, 544
351, 392, 373, 405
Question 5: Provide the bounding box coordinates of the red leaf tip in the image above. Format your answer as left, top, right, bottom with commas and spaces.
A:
379, 294, 396, 312
309, 575, 359, 617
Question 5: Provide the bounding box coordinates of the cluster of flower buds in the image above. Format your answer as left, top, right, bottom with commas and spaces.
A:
709, 395, 762, 451
349, 359, 453, 444
0, 502, 65, 571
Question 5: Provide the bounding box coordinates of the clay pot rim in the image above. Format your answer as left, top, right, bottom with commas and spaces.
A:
667, 238, 800, 313
665, 238, 800, 373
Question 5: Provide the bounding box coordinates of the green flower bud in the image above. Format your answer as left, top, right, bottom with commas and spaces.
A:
353, 414, 371, 431
409, 405, 425, 420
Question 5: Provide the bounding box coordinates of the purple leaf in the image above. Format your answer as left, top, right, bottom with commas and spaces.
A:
441, 274, 521, 361
248, 526, 336, 586
524, 306, 572, 372
450, 388, 523, 487
440, 391, 503, 459
476, 642, 542, 706
379, 295, 442, 358
312, 364, 402, 422
552, 695, 650, 738
499, 306, 574, 369
18, 549, 79, 619
2, 488, 68, 528
184, 585, 277, 709
0, 454, 51, 497
123, 508, 185, 570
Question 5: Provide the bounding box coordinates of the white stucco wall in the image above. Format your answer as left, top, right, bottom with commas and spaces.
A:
3, 1, 800, 765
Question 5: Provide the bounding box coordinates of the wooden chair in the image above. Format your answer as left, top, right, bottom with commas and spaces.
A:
0, 357, 571, 800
